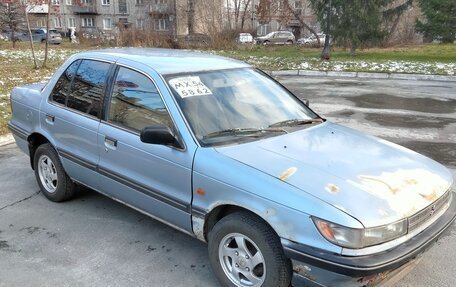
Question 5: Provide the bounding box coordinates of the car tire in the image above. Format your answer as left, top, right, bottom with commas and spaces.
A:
263, 40, 270, 46
286, 40, 293, 45
208, 211, 292, 287
34, 143, 76, 202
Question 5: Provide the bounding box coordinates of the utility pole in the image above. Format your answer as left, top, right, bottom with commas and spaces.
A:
321, 0, 331, 60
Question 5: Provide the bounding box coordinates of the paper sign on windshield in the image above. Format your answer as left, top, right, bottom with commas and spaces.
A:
168, 76, 213, 98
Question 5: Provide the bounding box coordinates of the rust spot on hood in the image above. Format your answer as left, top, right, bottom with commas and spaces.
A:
356, 169, 450, 218
359, 175, 399, 194
278, 167, 297, 181
326, 183, 340, 193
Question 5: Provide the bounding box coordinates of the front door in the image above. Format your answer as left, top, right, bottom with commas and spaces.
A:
97, 64, 195, 231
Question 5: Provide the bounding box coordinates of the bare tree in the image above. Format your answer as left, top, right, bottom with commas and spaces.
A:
0, 1, 24, 48
42, 0, 51, 68
239, 0, 252, 31
23, 2, 38, 69
283, 0, 320, 45
226, 0, 252, 31
255, 0, 320, 41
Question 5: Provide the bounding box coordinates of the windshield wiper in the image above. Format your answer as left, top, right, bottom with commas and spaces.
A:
268, 118, 323, 128
203, 127, 286, 140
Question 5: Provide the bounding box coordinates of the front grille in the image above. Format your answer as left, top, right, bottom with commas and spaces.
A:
408, 190, 452, 232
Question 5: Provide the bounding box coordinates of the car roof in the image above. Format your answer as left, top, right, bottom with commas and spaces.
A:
76, 48, 250, 75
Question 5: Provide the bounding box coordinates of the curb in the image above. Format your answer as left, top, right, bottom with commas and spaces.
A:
0, 133, 14, 147
270, 70, 456, 82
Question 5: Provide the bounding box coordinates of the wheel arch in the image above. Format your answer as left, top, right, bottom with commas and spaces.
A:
27, 132, 51, 170
196, 203, 282, 243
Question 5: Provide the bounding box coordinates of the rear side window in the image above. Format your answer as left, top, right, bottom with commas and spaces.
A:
50, 59, 81, 105
108, 66, 172, 131
67, 60, 111, 117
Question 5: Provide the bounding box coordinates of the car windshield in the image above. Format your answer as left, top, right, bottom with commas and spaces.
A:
165, 68, 321, 146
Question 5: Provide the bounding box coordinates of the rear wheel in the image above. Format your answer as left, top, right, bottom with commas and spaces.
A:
208, 212, 292, 287
34, 143, 76, 202
286, 40, 293, 45
263, 40, 270, 46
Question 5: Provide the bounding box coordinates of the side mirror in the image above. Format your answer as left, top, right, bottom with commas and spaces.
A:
140, 125, 182, 148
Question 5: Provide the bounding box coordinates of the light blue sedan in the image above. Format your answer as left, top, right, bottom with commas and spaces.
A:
8, 48, 455, 287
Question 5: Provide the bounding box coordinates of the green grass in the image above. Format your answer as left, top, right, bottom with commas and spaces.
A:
217, 44, 456, 63
0, 42, 78, 135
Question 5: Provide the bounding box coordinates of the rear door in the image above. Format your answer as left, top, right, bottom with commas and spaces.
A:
97, 61, 195, 232
42, 59, 113, 190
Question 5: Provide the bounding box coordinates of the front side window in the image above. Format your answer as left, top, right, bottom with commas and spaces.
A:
166, 68, 320, 146
66, 60, 111, 117
108, 67, 172, 131
50, 60, 81, 105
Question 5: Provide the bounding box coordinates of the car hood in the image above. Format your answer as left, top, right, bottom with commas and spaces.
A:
216, 121, 453, 227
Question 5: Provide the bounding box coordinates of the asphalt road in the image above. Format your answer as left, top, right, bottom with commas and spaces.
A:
0, 76, 455, 287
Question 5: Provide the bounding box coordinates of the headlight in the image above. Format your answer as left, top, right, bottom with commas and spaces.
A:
313, 217, 407, 249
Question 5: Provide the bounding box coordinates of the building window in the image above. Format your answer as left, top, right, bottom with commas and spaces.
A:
103, 18, 112, 30
294, 1, 302, 15
102, 0, 110, 5
51, 0, 60, 5
154, 18, 168, 31
136, 18, 145, 30
154, 0, 167, 4
82, 18, 95, 27
53, 18, 62, 28
118, 0, 127, 14
135, 0, 144, 5
66, 0, 72, 5
68, 17, 75, 28
36, 19, 45, 27
258, 24, 268, 36
81, 0, 91, 4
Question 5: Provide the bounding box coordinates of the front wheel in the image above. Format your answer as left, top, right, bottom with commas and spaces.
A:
34, 143, 76, 202
208, 212, 292, 287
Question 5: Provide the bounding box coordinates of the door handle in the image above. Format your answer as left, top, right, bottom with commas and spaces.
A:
104, 137, 117, 149
45, 114, 55, 123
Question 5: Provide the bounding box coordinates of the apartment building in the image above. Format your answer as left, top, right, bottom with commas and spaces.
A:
24, 0, 324, 41
28, 0, 177, 38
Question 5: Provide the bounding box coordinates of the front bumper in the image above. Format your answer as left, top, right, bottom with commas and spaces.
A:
283, 192, 456, 286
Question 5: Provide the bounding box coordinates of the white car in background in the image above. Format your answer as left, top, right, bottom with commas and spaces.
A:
297, 33, 330, 47
238, 33, 254, 44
